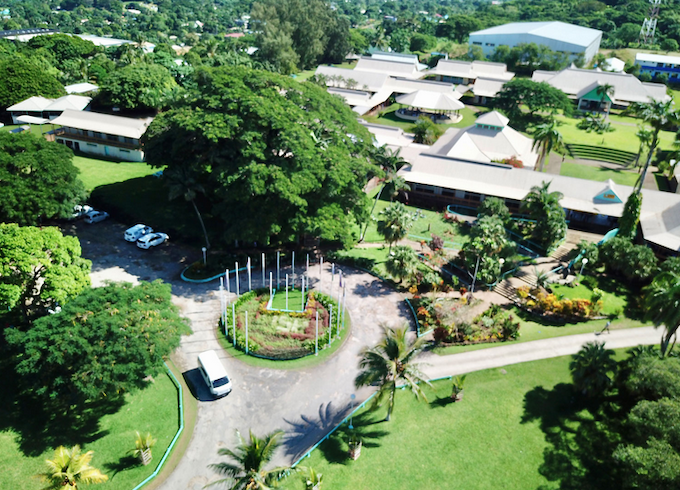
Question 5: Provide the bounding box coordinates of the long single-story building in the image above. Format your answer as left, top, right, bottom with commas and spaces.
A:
7, 95, 91, 124
635, 53, 680, 82
532, 68, 670, 111
469, 21, 602, 63
50, 109, 153, 162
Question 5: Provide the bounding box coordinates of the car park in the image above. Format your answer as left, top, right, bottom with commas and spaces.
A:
136, 232, 169, 249
124, 224, 153, 242
84, 210, 109, 224
197, 350, 232, 397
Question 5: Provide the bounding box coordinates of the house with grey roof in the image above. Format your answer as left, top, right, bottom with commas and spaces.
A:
7, 94, 91, 124
427, 59, 514, 105
469, 21, 602, 63
533, 67, 670, 111
50, 109, 153, 162
354, 55, 426, 79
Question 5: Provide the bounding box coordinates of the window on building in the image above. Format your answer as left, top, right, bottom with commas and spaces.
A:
87, 143, 97, 147
472, 41, 482, 46
464, 191, 481, 201
120, 149, 131, 153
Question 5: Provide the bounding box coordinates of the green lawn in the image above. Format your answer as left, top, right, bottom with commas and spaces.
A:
362, 104, 482, 132
1, 371, 180, 490
73, 155, 159, 191
363, 196, 470, 248
559, 161, 640, 187
0, 123, 58, 136
291, 355, 585, 490
551, 275, 629, 317
555, 115, 676, 154
270, 287, 306, 311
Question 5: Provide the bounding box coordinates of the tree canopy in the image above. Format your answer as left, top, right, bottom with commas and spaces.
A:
98, 62, 178, 110
0, 56, 65, 109
0, 132, 86, 225
495, 79, 573, 122
0, 224, 91, 323
6, 281, 191, 407
144, 66, 378, 247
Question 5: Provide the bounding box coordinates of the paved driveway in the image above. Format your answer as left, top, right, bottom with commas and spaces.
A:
68, 221, 661, 490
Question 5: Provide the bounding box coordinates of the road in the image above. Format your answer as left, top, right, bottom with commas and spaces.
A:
68, 220, 660, 490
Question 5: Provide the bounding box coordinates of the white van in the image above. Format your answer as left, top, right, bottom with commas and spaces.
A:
197, 350, 232, 397
124, 224, 153, 242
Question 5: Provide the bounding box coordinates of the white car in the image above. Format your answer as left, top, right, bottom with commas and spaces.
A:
136, 232, 169, 249
124, 224, 153, 242
71, 204, 94, 220
84, 210, 109, 224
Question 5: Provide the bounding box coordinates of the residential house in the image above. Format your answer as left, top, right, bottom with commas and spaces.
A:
7, 95, 91, 124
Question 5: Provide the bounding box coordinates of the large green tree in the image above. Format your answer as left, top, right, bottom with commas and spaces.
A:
0, 56, 65, 109
495, 79, 572, 121
355, 325, 430, 422
643, 272, 680, 358
520, 181, 567, 253
144, 66, 378, 247
5, 281, 190, 406
0, 224, 91, 323
618, 192, 642, 240
461, 215, 512, 285
0, 132, 86, 225
98, 62, 178, 110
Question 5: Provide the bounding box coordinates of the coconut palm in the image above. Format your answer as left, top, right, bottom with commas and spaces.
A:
569, 341, 617, 397
627, 99, 679, 193
634, 126, 653, 169
521, 181, 567, 252
165, 166, 211, 250
128, 431, 157, 465
36, 445, 108, 489
376, 202, 414, 252
355, 325, 430, 421
596, 83, 615, 118
385, 245, 418, 284
297, 466, 323, 490
531, 121, 564, 172
208, 430, 288, 490
643, 271, 680, 357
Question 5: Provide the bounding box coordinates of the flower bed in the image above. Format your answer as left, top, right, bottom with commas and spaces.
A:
516, 285, 604, 321
222, 288, 342, 360
412, 298, 520, 345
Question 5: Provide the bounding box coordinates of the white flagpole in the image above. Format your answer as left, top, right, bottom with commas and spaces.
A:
277, 251, 280, 288
285, 274, 289, 311
262, 252, 265, 287
247, 256, 252, 292
232, 303, 236, 347
315, 310, 319, 356
292, 251, 295, 287
235, 261, 240, 297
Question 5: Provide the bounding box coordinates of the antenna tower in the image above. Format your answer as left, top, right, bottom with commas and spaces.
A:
639, 0, 662, 45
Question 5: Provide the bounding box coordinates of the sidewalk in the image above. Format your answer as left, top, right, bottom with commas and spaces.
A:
419, 326, 659, 380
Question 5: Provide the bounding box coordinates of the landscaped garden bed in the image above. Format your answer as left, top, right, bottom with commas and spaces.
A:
222, 288, 343, 360
412, 297, 520, 345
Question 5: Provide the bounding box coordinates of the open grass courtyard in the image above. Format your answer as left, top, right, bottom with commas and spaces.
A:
559, 161, 640, 187
73, 155, 159, 191
291, 354, 606, 490
0, 368, 181, 490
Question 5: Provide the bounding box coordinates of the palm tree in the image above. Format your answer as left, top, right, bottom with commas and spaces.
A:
596, 83, 615, 118
531, 121, 564, 172
643, 271, 680, 357
208, 430, 289, 490
36, 445, 108, 489
355, 325, 430, 421
521, 181, 567, 252
634, 126, 653, 169
627, 99, 679, 193
376, 202, 414, 252
569, 341, 617, 398
165, 167, 211, 250
385, 245, 418, 284
297, 466, 323, 490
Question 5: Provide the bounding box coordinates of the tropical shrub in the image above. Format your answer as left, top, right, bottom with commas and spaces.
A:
599, 237, 658, 282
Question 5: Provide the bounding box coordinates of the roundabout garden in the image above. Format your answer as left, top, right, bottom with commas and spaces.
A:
221, 287, 347, 360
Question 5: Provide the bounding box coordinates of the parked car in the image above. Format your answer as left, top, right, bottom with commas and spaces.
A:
124, 224, 153, 242
71, 204, 94, 220
197, 350, 232, 397
136, 232, 169, 249
84, 210, 109, 224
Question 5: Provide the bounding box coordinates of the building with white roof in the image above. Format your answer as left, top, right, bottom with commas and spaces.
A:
429, 60, 514, 85
64, 82, 99, 94
51, 109, 153, 162
602, 57, 626, 73
469, 21, 602, 63
635, 52, 680, 82
7, 95, 91, 124
532, 67, 670, 111
354, 56, 426, 79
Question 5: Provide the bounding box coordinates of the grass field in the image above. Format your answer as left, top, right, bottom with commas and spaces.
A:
555, 115, 676, 154
0, 371, 180, 490
73, 155, 159, 191
559, 161, 640, 187
362, 104, 481, 132
290, 355, 587, 490
270, 287, 307, 311
0, 123, 58, 136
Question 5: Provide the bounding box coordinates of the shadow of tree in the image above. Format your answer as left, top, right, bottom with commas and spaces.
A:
522, 382, 623, 490
0, 357, 125, 456
315, 412, 388, 465
104, 455, 139, 480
